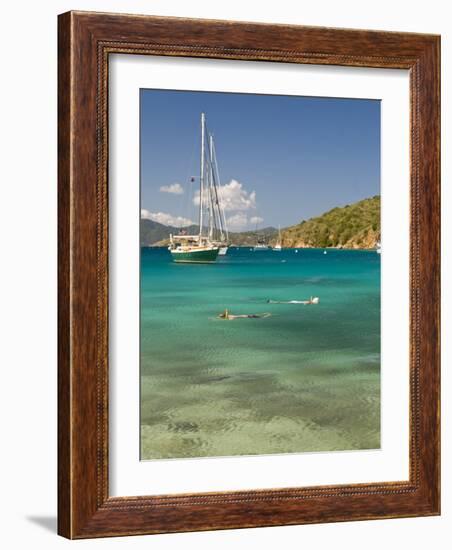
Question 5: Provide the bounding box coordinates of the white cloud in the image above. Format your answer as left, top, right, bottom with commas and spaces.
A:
226, 214, 264, 231
194, 179, 256, 211
141, 209, 194, 228
226, 213, 249, 231
159, 182, 184, 195
249, 216, 264, 225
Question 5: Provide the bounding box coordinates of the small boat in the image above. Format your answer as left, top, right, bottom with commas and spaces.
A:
253, 241, 271, 251
274, 225, 282, 251
376, 241, 381, 254
252, 218, 272, 251
168, 113, 228, 263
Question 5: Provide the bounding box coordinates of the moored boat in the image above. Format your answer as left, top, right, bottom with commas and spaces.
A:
253, 242, 271, 251
253, 223, 271, 250
274, 225, 282, 251
168, 113, 228, 263
170, 238, 219, 263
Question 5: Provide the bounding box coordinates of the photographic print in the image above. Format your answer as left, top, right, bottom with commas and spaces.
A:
58, 13, 440, 537
140, 89, 381, 460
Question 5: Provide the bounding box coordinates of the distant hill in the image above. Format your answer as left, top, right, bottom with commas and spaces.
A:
141, 196, 380, 249
278, 196, 380, 249
228, 227, 277, 246
141, 218, 277, 247
140, 219, 199, 246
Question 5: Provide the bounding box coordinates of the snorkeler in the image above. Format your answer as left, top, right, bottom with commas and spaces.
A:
267, 296, 319, 305
218, 309, 271, 320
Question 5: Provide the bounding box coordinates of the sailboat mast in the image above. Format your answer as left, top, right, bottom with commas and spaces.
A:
208, 134, 214, 239
199, 112, 205, 239
211, 138, 228, 241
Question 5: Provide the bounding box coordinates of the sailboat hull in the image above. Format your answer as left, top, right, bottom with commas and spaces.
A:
171, 247, 219, 263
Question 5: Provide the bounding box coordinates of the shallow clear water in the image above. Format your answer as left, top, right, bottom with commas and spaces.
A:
140, 247, 380, 459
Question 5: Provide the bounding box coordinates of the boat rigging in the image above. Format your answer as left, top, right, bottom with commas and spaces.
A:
169, 113, 229, 263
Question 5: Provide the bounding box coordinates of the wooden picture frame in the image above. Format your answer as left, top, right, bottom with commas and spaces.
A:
58, 11, 440, 538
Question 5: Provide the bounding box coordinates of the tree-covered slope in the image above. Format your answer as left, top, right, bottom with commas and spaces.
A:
140, 219, 198, 246
279, 196, 380, 249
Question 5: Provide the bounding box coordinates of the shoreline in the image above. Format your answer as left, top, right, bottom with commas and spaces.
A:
142, 244, 380, 251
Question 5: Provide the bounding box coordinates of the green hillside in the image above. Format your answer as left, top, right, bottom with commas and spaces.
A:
279, 196, 380, 249
140, 219, 199, 246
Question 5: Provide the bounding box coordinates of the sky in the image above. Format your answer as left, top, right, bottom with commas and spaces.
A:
140, 89, 380, 231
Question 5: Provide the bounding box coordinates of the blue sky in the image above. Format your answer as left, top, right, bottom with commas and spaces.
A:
140, 89, 380, 231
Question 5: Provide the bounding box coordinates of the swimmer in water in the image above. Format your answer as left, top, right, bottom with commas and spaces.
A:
267, 296, 319, 305
218, 309, 270, 320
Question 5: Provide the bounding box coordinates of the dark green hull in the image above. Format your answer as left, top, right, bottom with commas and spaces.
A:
171, 248, 219, 263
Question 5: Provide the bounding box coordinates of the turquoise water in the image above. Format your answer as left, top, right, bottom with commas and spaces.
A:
140, 247, 380, 459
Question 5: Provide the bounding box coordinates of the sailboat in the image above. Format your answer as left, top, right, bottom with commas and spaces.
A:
274, 225, 282, 251
253, 236, 270, 251
253, 219, 271, 251
168, 113, 228, 263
